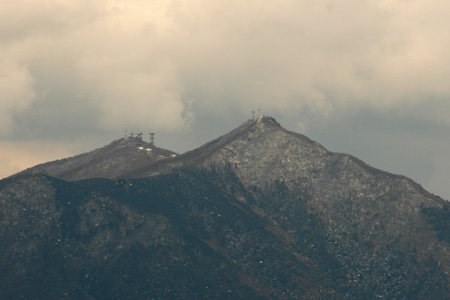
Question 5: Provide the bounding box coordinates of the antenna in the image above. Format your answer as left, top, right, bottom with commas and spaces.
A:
149, 133, 155, 146
252, 110, 255, 120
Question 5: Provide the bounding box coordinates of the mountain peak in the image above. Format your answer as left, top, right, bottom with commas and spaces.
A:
21, 136, 177, 181
232, 115, 281, 133
126, 116, 329, 186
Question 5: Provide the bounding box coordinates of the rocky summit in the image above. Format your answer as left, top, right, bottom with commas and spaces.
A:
2, 116, 450, 299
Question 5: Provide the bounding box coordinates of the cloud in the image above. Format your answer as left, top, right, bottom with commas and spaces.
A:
0, 61, 35, 136
77, 44, 185, 131
3, 0, 450, 134
158, 0, 450, 122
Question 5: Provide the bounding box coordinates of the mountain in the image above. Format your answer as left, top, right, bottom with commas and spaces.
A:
1, 169, 341, 299
21, 136, 177, 181
2, 116, 450, 299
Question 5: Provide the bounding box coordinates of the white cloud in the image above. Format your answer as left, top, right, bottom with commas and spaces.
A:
0, 61, 35, 136
3, 0, 450, 131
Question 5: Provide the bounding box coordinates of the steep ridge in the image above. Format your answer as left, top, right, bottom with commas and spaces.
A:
21, 136, 177, 181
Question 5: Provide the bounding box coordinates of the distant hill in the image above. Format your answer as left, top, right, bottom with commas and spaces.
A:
2, 116, 450, 299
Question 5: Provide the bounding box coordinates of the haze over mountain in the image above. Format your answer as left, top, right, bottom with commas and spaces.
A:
3, 116, 450, 299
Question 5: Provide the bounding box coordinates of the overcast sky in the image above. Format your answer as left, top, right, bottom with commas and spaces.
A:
1, 0, 449, 200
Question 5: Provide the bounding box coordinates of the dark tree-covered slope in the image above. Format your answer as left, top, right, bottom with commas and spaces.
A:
1, 170, 334, 299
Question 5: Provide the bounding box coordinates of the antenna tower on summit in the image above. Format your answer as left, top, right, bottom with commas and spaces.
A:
149, 133, 155, 146
252, 110, 256, 120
